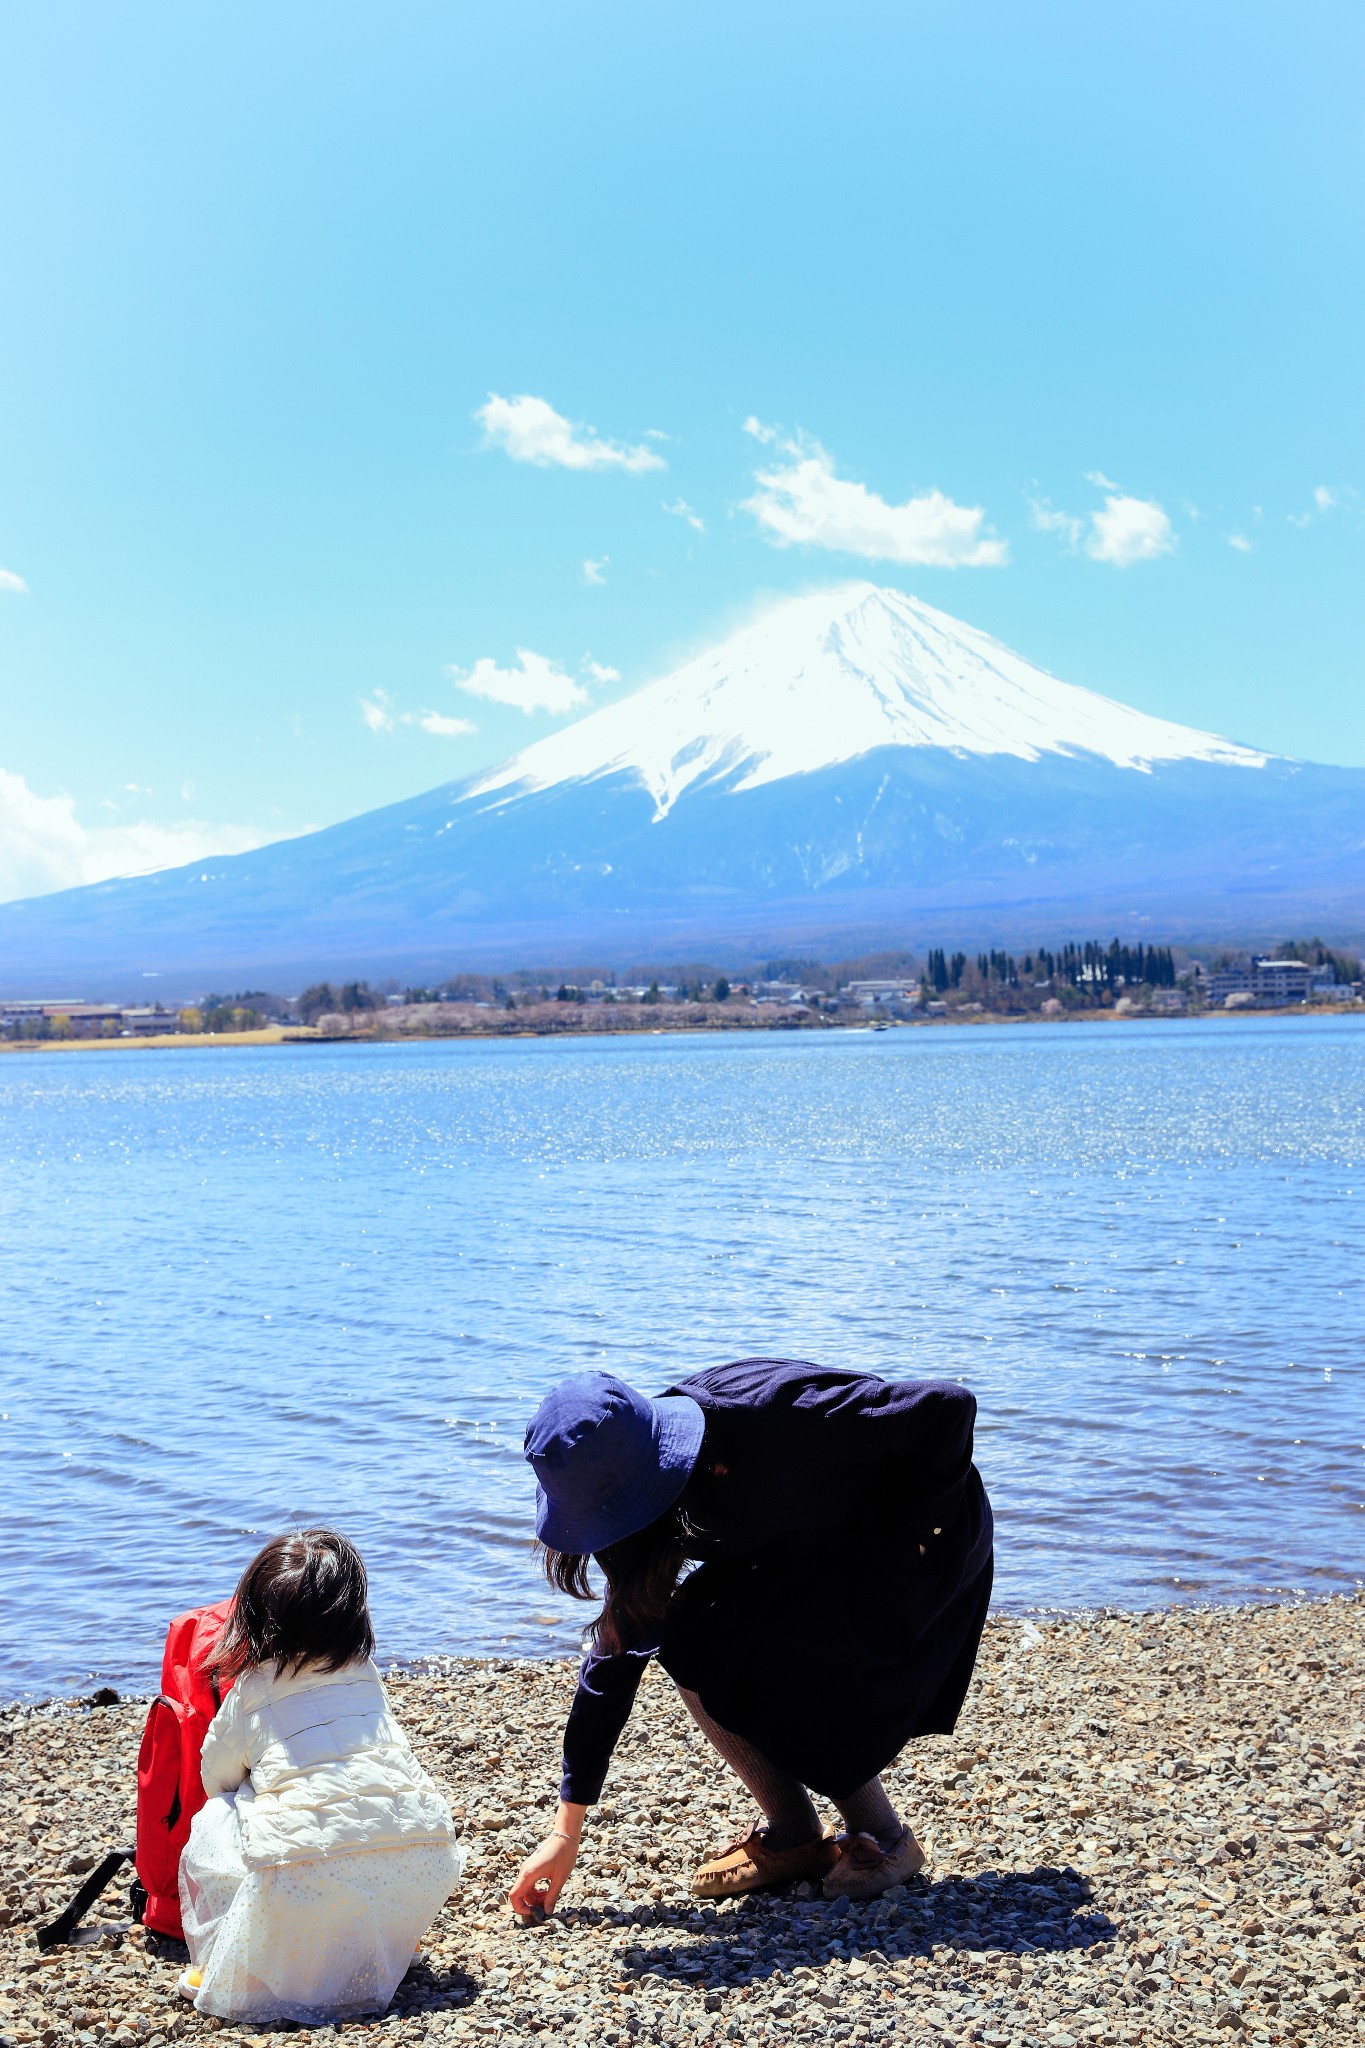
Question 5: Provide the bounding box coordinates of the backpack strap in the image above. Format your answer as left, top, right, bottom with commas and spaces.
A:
36, 1847, 134, 1951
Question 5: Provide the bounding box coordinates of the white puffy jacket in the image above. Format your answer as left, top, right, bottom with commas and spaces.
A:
198, 1658, 460, 1869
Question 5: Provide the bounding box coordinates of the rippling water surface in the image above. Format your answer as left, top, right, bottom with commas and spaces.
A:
1, 1016, 1361, 1698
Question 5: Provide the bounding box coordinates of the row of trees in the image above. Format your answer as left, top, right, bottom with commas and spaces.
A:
923, 940, 1178, 999
550, 976, 732, 1004
296, 981, 386, 1025
181, 995, 266, 1032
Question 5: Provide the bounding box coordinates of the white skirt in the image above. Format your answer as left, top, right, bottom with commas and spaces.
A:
179, 1794, 465, 2024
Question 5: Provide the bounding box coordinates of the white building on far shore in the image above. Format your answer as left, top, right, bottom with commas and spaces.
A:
839, 979, 922, 1010
1202, 958, 1337, 1007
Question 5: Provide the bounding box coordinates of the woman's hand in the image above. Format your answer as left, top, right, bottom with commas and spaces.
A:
509, 1803, 585, 1922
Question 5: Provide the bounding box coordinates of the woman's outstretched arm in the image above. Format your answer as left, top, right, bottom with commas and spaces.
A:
507, 1638, 655, 1919
509, 1799, 586, 1920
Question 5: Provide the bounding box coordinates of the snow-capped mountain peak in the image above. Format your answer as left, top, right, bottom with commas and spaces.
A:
467, 583, 1267, 820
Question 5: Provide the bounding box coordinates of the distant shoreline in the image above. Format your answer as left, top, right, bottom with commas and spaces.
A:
2, 1004, 1361, 1054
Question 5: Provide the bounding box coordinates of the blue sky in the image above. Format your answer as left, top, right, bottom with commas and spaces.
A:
1, 0, 1361, 899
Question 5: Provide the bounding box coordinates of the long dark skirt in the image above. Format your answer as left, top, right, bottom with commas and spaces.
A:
659, 1471, 993, 1798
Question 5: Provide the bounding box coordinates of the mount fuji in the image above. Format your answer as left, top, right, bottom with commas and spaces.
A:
3, 583, 1363, 991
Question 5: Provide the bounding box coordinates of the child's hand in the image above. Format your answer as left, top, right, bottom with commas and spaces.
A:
509, 1832, 578, 1923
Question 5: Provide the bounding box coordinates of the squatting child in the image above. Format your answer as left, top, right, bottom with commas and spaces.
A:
178, 1527, 464, 2023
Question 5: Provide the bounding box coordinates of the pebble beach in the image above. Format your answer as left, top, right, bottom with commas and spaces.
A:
2, 1598, 1361, 2048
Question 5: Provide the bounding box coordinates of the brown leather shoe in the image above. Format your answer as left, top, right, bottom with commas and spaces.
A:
691, 1823, 841, 1899
821, 1826, 927, 1901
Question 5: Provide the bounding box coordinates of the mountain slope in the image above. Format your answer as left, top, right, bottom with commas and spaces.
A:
1, 585, 1361, 993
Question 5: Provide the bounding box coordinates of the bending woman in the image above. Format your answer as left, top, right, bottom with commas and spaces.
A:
508, 1357, 992, 1914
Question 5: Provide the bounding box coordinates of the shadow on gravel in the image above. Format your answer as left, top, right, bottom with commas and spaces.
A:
392, 1961, 481, 2015
617, 1866, 1117, 1988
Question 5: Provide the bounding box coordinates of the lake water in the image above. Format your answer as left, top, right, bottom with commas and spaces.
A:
1, 1015, 1361, 1701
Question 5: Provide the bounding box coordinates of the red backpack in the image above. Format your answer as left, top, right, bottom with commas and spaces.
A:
132, 1601, 234, 1939
38, 1600, 233, 1952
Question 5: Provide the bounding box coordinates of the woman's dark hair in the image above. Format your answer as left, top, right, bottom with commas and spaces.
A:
208, 1527, 375, 1682
541, 1505, 689, 1656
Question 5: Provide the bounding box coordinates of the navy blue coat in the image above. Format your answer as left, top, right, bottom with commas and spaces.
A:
559, 1359, 993, 1803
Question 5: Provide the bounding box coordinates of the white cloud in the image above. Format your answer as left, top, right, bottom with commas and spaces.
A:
1031, 474, 1177, 567
1084, 490, 1176, 567
1227, 532, 1254, 554
360, 690, 396, 733
742, 425, 1007, 568
583, 556, 609, 585
663, 497, 706, 534
1028, 498, 1082, 549
413, 710, 476, 738
446, 649, 589, 716
742, 415, 780, 445
584, 659, 620, 685
476, 393, 665, 474
0, 766, 265, 904
362, 690, 474, 739
1289, 482, 1354, 527
0, 568, 27, 594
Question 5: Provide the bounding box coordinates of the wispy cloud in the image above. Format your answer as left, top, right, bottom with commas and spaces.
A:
413, 710, 476, 738
0, 766, 265, 904
742, 421, 1007, 568
0, 568, 28, 595
1289, 482, 1353, 528
476, 393, 665, 474
361, 690, 474, 739
446, 650, 589, 716
1227, 532, 1254, 554
1085, 488, 1176, 567
663, 497, 706, 534
360, 691, 396, 734
584, 659, 620, 685
1028, 497, 1083, 549
583, 556, 609, 585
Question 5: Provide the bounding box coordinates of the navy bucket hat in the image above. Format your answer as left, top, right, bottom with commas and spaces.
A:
524, 1371, 706, 1554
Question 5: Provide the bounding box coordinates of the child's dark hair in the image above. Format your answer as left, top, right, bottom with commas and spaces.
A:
208, 1527, 375, 1682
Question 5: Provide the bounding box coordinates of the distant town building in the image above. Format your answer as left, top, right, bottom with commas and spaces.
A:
0, 998, 90, 1025
0, 998, 177, 1038
1202, 958, 1336, 1007
839, 980, 921, 1010
118, 1007, 174, 1035
1202, 965, 1253, 1004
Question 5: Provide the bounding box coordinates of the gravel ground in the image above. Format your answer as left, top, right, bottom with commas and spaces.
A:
2, 1599, 1361, 2048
